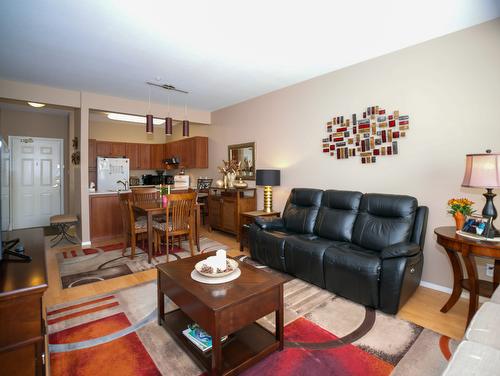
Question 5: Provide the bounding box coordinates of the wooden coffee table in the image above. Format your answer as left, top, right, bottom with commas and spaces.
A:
157, 252, 285, 376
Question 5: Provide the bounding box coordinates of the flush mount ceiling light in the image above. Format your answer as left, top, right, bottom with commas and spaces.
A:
27, 102, 45, 108
107, 112, 165, 125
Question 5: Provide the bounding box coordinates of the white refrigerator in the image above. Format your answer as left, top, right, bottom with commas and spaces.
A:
97, 157, 130, 192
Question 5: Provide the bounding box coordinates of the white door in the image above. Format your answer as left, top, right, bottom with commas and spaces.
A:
11, 136, 63, 229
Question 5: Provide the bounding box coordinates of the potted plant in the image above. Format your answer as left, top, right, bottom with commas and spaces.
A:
447, 198, 475, 230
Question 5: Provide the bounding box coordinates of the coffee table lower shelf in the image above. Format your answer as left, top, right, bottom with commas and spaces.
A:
160, 309, 279, 376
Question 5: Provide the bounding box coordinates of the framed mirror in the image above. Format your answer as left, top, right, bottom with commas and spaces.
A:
228, 142, 255, 180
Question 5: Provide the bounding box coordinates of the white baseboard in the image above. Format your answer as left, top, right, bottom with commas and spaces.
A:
420, 280, 452, 294
81, 241, 91, 247
420, 280, 489, 303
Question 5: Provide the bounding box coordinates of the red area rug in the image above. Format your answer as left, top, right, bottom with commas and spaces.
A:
242, 317, 392, 376
50, 313, 160, 376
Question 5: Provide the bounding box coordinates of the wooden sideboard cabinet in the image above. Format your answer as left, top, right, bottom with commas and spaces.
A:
208, 188, 256, 238
0, 228, 48, 376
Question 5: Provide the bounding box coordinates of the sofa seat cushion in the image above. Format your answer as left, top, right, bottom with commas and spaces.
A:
252, 229, 296, 272
323, 243, 381, 307
466, 302, 500, 351
284, 235, 343, 288
442, 340, 500, 376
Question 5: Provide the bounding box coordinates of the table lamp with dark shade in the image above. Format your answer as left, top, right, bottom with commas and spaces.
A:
256, 169, 281, 213
461, 150, 500, 236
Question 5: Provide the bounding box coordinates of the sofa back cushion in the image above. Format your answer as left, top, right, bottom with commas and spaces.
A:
282, 188, 323, 234
314, 190, 363, 241
352, 193, 417, 251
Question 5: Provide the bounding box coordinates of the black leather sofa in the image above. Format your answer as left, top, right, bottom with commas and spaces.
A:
249, 188, 428, 314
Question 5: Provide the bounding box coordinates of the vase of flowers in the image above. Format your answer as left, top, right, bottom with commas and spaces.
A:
447, 198, 475, 230
217, 160, 241, 189
159, 185, 170, 207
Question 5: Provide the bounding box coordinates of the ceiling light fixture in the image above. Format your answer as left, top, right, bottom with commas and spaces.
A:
107, 113, 164, 125
28, 102, 45, 108
165, 95, 173, 135
146, 86, 154, 134
183, 104, 189, 137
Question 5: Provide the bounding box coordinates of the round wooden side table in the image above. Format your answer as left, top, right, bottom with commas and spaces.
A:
435, 226, 500, 325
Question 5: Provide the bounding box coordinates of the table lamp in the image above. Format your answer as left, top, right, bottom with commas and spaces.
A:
256, 169, 281, 213
461, 150, 500, 236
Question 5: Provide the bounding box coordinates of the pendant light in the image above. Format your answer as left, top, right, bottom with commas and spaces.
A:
183, 103, 190, 137
165, 95, 173, 135
146, 86, 154, 134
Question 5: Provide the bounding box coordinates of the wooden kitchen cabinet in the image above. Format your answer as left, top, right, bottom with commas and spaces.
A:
208, 188, 256, 236
126, 143, 140, 170
96, 141, 112, 157
150, 144, 166, 170
90, 137, 208, 171
111, 142, 126, 157
138, 143, 151, 169
90, 193, 123, 242
164, 136, 208, 169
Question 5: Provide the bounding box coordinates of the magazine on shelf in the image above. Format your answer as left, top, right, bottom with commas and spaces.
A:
182, 324, 228, 352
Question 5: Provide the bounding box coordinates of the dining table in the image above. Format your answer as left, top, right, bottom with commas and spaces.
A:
132, 201, 201, 263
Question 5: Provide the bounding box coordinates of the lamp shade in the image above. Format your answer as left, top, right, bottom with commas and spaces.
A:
256, 169, 280, 186
462, 153, 500, 188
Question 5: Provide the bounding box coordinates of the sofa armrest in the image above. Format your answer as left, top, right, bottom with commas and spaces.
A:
380, 242, 421, 260
254, 217, 285, 231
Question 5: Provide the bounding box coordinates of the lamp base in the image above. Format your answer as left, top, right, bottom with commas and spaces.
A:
263, 186, 273, 213
482, 188, 500, 237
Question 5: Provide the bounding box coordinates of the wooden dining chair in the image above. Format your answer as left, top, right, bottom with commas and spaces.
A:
132, 187, 160, 205
153, 191, 197, 262
132, 186, 164, 221
119, 192, 149, 259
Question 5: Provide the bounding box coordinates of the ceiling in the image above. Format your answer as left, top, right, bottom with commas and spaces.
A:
0, 1, 499, 111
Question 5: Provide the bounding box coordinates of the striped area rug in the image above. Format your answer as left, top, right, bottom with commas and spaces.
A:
47, 259, 457, 376
56, 236, 228, 289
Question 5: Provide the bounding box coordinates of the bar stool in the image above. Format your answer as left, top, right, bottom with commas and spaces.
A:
49, 214, 79, 247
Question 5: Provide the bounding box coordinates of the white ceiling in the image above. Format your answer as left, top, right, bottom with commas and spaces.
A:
0, 1, 499, 111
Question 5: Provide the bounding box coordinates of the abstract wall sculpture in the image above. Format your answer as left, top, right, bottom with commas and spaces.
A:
321, 105, 409, 164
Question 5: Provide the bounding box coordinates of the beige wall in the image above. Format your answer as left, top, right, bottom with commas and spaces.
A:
210, 18, 500, 289
89, 118, 209, 144
0, 108, 71, 213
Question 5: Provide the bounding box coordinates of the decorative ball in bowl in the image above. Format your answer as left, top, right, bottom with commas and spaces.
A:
195, 258, 239, 278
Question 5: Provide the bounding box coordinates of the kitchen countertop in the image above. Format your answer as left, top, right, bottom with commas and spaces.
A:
88, 186, 196, 196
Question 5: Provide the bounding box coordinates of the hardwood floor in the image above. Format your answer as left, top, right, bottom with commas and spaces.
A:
44, 226, 469, 340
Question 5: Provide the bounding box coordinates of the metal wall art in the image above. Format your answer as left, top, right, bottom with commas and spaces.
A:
321, 105, 409, 164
